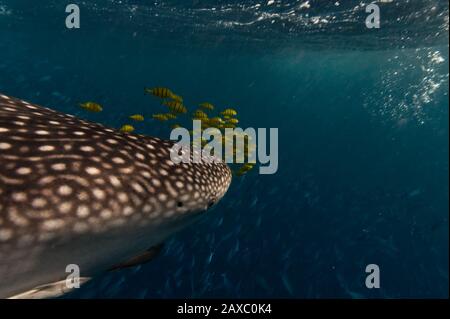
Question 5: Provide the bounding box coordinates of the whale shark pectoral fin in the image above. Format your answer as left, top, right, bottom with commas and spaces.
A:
108, 243, 165, 271
7, 277, 91, 299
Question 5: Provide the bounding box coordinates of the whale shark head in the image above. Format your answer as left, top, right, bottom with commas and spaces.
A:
0, 93, 232, 298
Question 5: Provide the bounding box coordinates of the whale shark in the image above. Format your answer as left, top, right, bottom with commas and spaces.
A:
0, 93, 232, 298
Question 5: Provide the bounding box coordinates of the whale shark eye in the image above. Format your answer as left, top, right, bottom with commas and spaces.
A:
207, 200, 215, 209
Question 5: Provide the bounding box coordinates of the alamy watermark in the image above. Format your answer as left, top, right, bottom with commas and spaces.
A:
66, 3, 381, 30
170, 120, 278, 175
65, 263, 81, 289
65, 4, 80, 29
365, 4, 380, 29
365, 264, 380, 289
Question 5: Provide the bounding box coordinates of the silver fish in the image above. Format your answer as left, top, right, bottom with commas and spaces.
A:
0, 93, 232, 298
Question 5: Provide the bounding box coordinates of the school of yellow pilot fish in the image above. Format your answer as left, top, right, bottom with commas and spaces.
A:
79, 87, 256, 176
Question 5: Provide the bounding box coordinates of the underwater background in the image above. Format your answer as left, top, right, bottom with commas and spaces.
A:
0, 0, 448, 298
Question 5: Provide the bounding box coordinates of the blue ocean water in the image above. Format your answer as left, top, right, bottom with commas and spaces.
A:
0, 0, 448, 298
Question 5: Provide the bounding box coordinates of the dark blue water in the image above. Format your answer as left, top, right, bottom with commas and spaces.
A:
0, 0, 448, 298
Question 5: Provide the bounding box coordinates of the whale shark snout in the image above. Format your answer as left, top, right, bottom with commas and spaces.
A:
0, 93, 232, 298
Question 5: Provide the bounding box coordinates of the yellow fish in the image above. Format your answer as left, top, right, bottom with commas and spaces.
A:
226, 118, 239, 125
170, 94, 183, 103
163, 100, 187, 114
165, 113, 177, 120
222, 123, 236, 129
80, 102, 102, 112
234, 163, 255, 176
192, 110, 208, 119
119, 124, 135, 133
208, 117, 224, 126
221, 108, 237, 117
129, 114, 144, 121
152, 114, 169, 121
144, 87, 174, 99
210, 117, 224, 124
199, 102, 214, 111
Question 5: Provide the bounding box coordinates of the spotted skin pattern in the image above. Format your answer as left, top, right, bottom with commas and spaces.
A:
0, 93, 232, 298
